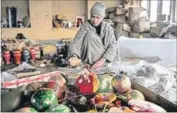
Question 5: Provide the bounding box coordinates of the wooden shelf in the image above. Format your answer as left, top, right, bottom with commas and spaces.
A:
52, 28, 79, 31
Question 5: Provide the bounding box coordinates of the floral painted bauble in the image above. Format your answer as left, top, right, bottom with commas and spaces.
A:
108, 107, 123, 112
97, 75, 113, 93
111, 74, 131, 93
117, 90, 145, 102
31, 88, 58, 111
47, 75, 66, 99
45, 104, 71, 112
15, 107, 38, 112
127, 90, 145, 100
128, 99, 166, 112
93, 93, 117, 108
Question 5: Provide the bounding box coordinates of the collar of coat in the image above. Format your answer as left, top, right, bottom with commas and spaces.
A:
80, 20, 112, 38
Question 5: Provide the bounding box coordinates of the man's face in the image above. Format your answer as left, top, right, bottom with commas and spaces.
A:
90, 14, 103, 26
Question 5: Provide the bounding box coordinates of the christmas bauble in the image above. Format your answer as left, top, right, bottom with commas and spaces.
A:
111, 74, 131, 93
45, 104, 70, 112
31, 88, 58, 111
15, 107, 37, 112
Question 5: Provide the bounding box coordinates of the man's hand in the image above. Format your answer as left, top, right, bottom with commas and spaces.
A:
91, 58, 106, 70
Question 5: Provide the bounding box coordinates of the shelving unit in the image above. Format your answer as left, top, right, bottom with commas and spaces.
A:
1, 0, 117, 40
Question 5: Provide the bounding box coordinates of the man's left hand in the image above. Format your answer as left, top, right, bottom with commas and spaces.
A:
91, 58, 106, 70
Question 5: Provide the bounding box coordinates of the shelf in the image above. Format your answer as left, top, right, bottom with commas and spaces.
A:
52, 28, 79, 31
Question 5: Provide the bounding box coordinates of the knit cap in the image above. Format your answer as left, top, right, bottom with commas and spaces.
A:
90, 2, 106, 18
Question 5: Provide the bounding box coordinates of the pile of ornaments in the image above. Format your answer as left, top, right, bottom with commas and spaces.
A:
14, 69, 166, 112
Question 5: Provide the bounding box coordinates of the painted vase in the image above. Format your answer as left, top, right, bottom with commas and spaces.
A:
3, 50, 10, 64
23, 49, 30, 63
14, 50, 21, 65
30, 48, 36, 61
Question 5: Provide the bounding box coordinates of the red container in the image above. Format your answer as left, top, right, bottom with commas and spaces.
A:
3, 50, 10, 64
30, 48, 36, 61
76, 75, 94, 94
14, 50, 21, 65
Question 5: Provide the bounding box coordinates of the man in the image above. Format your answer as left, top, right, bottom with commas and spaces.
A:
69, 2, 119, 69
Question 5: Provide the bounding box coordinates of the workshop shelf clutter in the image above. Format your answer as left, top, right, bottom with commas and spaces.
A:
1, 37, 177, 112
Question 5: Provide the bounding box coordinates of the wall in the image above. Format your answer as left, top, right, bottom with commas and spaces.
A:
2, 0, 78, 40
1, 0, 118, 40
52, 0, 86, 22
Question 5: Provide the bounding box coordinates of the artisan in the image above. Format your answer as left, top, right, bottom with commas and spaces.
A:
69, 2, 120, 69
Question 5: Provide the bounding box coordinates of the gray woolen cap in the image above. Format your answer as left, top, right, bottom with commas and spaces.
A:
90, 2, 106, 18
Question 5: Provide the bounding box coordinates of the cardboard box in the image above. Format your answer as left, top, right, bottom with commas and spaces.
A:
131, 80, 177, 111
2, 71, 61, 88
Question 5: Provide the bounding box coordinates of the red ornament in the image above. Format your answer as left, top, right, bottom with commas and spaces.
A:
76, 75, 94, 94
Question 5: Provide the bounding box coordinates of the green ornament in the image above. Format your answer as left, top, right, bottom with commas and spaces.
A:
15, 107, 38, 112
97, 75, 113, 93
31, 88, 58, 111
45, 104, 71, 112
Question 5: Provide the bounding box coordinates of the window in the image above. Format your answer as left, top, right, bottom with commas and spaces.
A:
162, 1, 170, 15
173, 0, 177, 22
1, 0, 30, 28
150, 1, 158, 22
141, 0, 148, 9
141, 0, 177, 23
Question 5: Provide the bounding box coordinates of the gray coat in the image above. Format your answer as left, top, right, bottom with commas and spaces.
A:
69, 20, 119, 64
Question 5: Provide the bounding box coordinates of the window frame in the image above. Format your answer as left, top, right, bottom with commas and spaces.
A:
140, 0, 177, 23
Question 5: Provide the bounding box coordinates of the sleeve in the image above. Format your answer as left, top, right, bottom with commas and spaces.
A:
102, 25, 118, 62
68, 28, 87, 58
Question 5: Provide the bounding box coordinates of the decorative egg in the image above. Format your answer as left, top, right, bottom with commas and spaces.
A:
111, 74, 131, 93
121, 106, 135, 112
47, 75, 66, 99
108, 107, 123, 112
93, 93, 117, 108
31, 88, 58, 111
45, 104, 71, 112
15, 107, 37, 112
128, 99, 166, 112
127, 90, 145, 100
88, 109, 97, 112
97, 75, 113, 93
117, 90, 145, 102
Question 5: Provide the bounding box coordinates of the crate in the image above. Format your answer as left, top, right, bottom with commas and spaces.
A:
131, 80, 177, 112
2, 71, 61, 88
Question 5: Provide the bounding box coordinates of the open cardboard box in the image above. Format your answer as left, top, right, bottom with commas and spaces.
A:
131, 80, 177, 112
1, 71, 60, 88
1, 71, 63, 112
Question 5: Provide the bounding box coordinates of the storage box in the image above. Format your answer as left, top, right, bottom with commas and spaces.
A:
131, 79, 177, 112
2, 71, 61, 88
